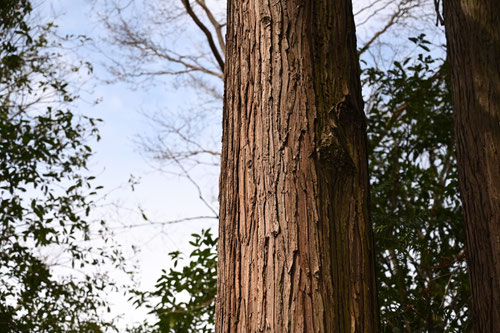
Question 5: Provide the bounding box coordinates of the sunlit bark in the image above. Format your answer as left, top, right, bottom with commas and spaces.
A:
217, 1, 379, 331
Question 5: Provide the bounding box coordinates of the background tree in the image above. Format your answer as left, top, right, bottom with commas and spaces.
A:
0, 1, 129, 330
442, 0, 500, 330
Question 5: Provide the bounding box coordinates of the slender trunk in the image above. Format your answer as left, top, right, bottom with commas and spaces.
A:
217, 1, 379, 331
443, 1, 500, 330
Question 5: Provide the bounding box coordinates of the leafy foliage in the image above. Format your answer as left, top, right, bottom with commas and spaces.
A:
0, 1, 126, 331
136, 36, 470, 332
129, 229, 217, 332
365, 35, 470, 332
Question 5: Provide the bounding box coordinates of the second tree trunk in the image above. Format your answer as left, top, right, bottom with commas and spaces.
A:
443, 0, 500, 330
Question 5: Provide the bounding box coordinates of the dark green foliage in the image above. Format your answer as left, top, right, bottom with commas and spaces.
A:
129, 229, 217, 332
365, 35, 470, 332
0, 1, 124, 331
138, 36, 470, 332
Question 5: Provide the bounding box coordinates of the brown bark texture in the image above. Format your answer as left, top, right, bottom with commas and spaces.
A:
217, 0, 379, 331
443, 0, 500, 331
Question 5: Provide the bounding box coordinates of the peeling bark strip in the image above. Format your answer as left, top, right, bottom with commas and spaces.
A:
443, 0, 500, 330
217, 0, 379, 332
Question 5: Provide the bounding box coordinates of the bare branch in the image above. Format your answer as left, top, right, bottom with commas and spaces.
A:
358, 1, 422, 55
115, 215, 218, 229
138, 108, 222, 168
172, 156, 219, 218
104, 15, 223, 79
358, 8, 401, 55
195, 0, 226, 55
355, 0, 386, 17
181, 0, 225, 72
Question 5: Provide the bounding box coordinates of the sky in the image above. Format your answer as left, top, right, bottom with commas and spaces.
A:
38, 0, 221, 326
37, 0, 445, 328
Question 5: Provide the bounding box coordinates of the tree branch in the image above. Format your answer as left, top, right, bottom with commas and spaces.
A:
181, 0, 225, 72
115, 215, 218, 229
358, 6, 401, 55
108, 17, 223, 79
358, 0, 422, 55
195, 0, 226, 56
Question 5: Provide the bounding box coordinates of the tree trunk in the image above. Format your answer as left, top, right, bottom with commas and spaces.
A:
217, 1, 379, 331
443, 1, 500, 331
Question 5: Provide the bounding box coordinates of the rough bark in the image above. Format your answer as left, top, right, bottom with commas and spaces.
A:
443, 1, 500, 331
217, 0, 379, 331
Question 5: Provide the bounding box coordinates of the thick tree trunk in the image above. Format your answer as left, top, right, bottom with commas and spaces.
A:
217, 1, 379, 331
443, 1, 500, 331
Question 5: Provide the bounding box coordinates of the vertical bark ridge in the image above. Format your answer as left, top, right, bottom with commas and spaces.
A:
217, 0, 379, 331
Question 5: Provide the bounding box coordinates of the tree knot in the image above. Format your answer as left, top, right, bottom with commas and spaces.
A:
332, 94, 365, 128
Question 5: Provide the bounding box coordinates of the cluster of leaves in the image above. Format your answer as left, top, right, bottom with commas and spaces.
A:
129, 229, 217, 333
365, 35, 470, 332
0, 1, 125, 331
136, 36, 469, 332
